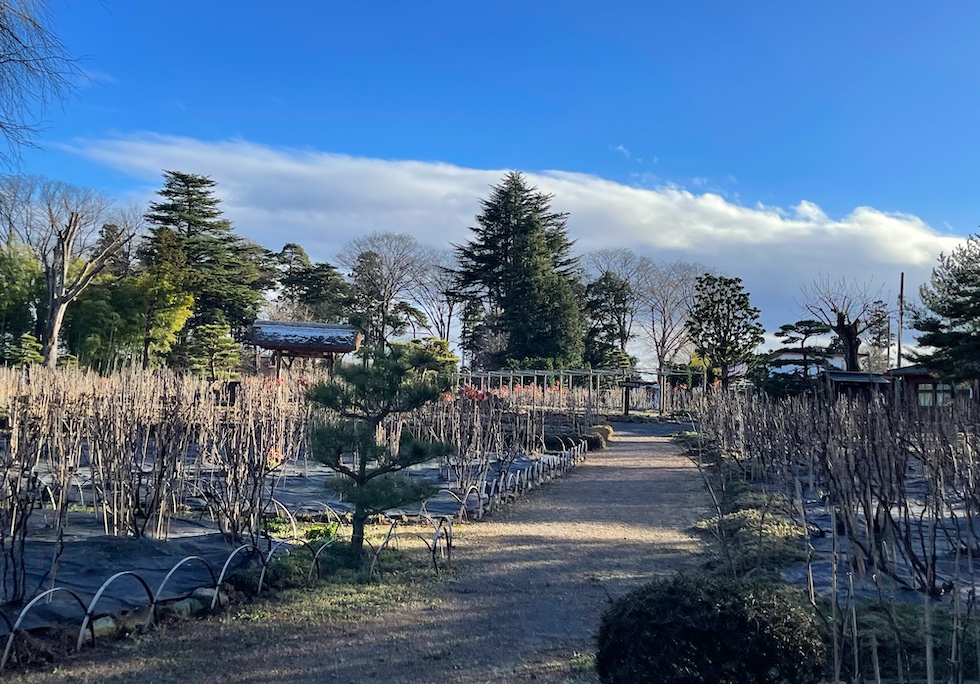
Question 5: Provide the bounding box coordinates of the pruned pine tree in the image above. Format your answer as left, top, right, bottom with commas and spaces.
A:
912, 235, 980, 381
772, 319, 833, 378
10, 331, 41, 365
307, 344, 453, 557
752, 319, 834, 397
187, 322, 240, 381
686, 274, 764, 390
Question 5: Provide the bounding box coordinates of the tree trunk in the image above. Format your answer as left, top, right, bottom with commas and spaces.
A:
42, 298, 68, 368
350, 503, 368, 559
835, 313, 862, 372
842, 336, 861, 372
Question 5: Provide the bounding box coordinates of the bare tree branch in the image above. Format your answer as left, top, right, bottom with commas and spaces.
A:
408, 247, 461, 341
0, 1, 78, 166
800, 275, 883, 372
584, 248, 646, 345
337, 231, 429, 342
636, 258, 704, 369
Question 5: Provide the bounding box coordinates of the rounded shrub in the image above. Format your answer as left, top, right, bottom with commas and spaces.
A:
596, 574, 825, 684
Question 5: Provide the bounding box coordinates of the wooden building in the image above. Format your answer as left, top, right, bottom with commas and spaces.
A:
250, 321, 361, 377
885, 365, 975, 406
818, 370, 890, 399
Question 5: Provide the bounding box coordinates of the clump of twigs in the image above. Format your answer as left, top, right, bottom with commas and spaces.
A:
697, 390, 980, 683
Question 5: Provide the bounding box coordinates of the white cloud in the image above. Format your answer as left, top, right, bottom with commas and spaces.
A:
79, 69, 119, 88
64, 133, 964, 331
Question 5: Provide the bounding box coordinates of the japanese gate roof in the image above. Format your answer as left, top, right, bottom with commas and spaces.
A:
250, 320, 361, 353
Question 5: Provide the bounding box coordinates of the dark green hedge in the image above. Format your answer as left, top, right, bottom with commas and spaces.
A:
596, 574, 825, 684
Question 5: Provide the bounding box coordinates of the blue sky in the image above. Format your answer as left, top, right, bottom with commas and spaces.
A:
16, 1, 980, 348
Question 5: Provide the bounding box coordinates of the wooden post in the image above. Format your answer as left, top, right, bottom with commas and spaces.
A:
897, 271, 905, 368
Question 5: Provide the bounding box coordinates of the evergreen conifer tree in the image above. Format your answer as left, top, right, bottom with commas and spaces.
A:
187, 322, 241, 381
306, 344, 453, 557
686, 274, 764, 390
583, 271, 634, 369
143, 171, 264, 342
453, 172, 581, 369
771, 319, 834, 378
274, 243, 350, 323
912, 235, 980, 380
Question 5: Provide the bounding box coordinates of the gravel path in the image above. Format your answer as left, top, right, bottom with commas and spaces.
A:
312, 422, 710, 684
10, 422, 708, 684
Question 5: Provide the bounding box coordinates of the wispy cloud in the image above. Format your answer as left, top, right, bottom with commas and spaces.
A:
613, 144, 630, 159
79, 69, 120, 88
64, 133, 963, 329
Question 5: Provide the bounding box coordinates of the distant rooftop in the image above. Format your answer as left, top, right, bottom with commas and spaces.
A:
822, 370, 890, 385
884, 365, 934, 377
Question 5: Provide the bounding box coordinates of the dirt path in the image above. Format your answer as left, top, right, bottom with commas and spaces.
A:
11, 423, 708, 684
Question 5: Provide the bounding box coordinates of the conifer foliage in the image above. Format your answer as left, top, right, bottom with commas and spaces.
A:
913, 234, 980, 380
686, 274, 764, 389
143, 171, 266, 340
454, 172, 582, 369
306, 344, 453, 557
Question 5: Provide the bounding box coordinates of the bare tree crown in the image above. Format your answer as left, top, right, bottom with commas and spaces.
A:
0, 0, 78, 165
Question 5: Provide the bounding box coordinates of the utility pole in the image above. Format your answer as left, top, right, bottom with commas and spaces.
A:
897, 272, 904, 368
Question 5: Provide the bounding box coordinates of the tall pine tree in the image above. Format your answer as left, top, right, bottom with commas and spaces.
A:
500, 217, 583, 367
453, 172, 581, 369
142, 171, 265, 355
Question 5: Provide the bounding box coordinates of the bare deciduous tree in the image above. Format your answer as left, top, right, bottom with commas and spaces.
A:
584, 247, 645, 282
337, 231, 429, 343
0, 0, 77, 164
410, 247, 461, 342
801, 276, 883, 372
0, 176, 137, 366
636, 259, 703, 368
635, 259, 704, 405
